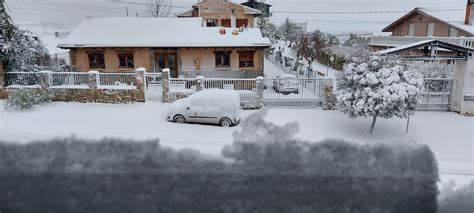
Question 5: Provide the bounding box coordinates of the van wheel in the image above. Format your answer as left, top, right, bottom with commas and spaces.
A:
220, 118, 232, 127
174, 115, 186, 124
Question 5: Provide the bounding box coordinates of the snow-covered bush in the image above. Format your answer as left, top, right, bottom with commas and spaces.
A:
408, 61, 454, 92
337, 56, 424, 134
408, 61, 454, 78
4, 89, 52, 110
438, 181, 474, 213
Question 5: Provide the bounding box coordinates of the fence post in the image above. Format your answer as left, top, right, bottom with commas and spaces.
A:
39, 71, 52, 88
196, 76, 204, 92
135, 67, 146, 102
256, 76, 264, 108
0, 63, 4, 87
162, 68, 170, 103
88, 71, 99, 89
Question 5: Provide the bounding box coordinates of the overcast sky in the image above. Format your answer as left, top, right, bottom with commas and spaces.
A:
5, 0, 470, 34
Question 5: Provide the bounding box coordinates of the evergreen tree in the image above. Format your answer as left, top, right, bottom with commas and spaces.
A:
336, 56, 424, 134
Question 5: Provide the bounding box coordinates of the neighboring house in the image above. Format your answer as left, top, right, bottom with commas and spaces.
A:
58, 18, 271, 78
241, 0, 272, 17
178, 0, 262, 28
370, 1, 474, 50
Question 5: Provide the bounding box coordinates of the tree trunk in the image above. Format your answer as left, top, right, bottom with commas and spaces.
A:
369, 115, 377, 134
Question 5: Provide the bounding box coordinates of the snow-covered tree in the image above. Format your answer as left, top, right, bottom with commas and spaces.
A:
336, 56, 424, 134
408, 61, 454, 79
4, 29, 49, 72
278, 18, 299, 47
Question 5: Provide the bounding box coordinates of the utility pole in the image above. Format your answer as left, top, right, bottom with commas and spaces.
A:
126, 7, 129, 17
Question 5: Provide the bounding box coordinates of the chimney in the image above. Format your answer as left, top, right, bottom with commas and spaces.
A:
231, 8, 237, 28
465, 0, 474, 25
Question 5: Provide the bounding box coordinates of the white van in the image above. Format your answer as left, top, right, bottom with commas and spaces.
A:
166, 89, 241, 127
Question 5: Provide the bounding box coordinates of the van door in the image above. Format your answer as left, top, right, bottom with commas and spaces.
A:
188, 98, 207, 123
205, 98, 222, 124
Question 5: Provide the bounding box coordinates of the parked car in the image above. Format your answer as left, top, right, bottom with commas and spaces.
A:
167, 89, 241, 127
273, 74, 299, 94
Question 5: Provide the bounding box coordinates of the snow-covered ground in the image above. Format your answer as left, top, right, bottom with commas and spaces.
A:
0, 101, 472, 186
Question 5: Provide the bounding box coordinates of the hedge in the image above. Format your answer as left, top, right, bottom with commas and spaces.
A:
0, 138, 438, 213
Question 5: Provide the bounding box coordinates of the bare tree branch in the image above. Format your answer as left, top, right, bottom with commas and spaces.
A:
147, 0, 173, 18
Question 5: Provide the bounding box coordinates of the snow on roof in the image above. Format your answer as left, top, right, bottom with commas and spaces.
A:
385, 8, 474, 35
419, 9, 474, 35
59, 18, 271, 48
375, 39, 436, 55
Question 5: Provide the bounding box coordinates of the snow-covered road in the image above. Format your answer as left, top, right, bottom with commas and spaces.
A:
0, 101, 472, 186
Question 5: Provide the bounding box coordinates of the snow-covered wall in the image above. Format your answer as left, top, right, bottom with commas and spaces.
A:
452, 58, 474, 115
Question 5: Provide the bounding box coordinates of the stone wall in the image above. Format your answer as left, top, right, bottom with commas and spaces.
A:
1, 69, 146, 104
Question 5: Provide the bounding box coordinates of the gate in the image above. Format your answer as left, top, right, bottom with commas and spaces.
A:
263, 78, 332, 107
419, 78, 453, 111
145, 72, 163, 101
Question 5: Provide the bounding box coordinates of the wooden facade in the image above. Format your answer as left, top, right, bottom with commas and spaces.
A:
382, 8, 473, 37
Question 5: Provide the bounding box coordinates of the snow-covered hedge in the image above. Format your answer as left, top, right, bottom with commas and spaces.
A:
0, 112, 438, 212
438, 181, 474, 213
4, 88, 52, 110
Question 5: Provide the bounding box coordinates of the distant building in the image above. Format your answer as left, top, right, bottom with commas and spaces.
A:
371, 1, 474, 50
178, 0, 262, 28
294, 22, 308, 34
241, 0, 272, 17
58, 18, 270, 78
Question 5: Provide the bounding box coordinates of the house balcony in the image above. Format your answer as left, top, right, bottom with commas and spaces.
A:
369, 36, 474, 49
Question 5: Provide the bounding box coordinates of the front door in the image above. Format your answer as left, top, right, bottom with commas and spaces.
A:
156, 52, 178, 78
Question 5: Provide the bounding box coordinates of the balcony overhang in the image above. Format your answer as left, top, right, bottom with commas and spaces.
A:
375, 39, 473, 60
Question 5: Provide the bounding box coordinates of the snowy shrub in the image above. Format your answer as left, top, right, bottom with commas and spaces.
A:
0, 119, 438, 213
408, 61, 454, 92
4, 89, 52, 110
438, 181, 474, 213
336, 56, 424, 134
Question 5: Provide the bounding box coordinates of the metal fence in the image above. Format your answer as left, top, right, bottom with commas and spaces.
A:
5, 72, 41, 87
202, 78, 257, 92
50, 72, 89, 89
169, 78, 198, 93
419, 78, 453, 110
4, 71, 138, 90
263, 78, 331, 107
98, 73, 136, 89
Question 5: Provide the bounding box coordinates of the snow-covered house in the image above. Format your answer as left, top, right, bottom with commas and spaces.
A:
58, 17, 270, 78
370, 2, 474, 50
177, 0, 262, 28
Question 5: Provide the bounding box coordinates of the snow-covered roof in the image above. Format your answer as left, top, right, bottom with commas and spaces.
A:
383, 8, 474, 35
376, 39, 435, 55
59, 18, 271, 48
375, 39, 472, 55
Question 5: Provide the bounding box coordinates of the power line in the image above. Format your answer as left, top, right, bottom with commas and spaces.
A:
272, 8, 466, 14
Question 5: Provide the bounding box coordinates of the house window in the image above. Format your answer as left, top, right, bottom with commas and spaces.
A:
88, 53, 105, 69
237, 19, 248, 28
449, 27, 458, 37
118, 53, 134, 68
398, 28, 403, 36
408, 23, 415, 36
206, 19, 218, 27
221, 19, 231, 27
215, 51, 231, 68
427, 23, 435, 37
238, 51, 254, 68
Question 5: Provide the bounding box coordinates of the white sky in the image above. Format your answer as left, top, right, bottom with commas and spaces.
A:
5, 0, 469, 34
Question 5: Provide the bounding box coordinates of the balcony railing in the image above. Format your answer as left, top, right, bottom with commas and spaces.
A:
370, 36, 474, 49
